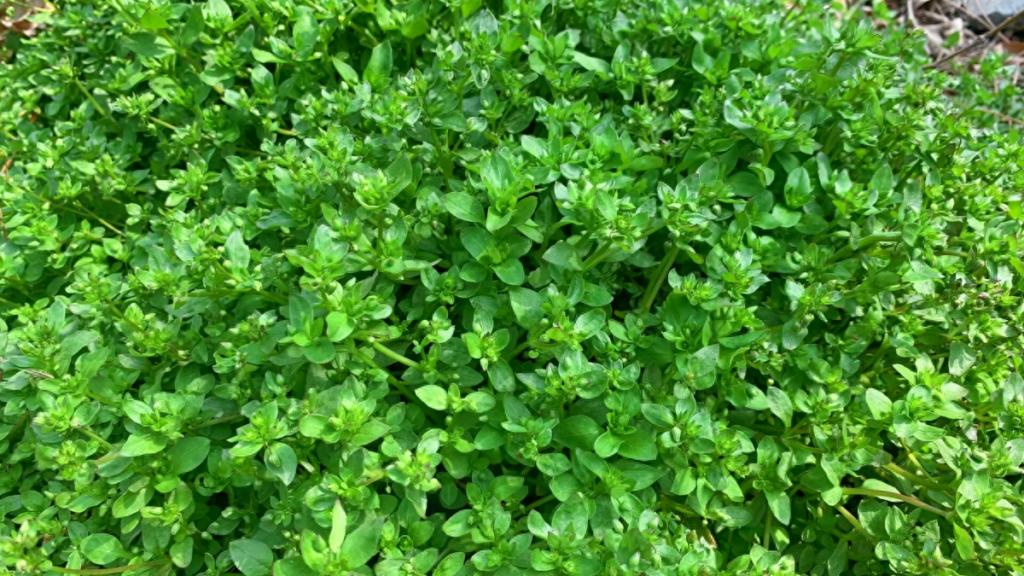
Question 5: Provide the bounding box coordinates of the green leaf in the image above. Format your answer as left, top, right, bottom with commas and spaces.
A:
330, 500, 347, 552
265, 442, 298, 485
203, 0, 232, 24
326, 312, 355, 342
415, 385, 448, 411
293, 7, 320, 58
443, 193, 486, 223
784, 166, 812, 208
275, 558, 316, 576
289, 294, 314, 332
225, 230, 250, 270
167, 437, 211, 475
140, 9, 170, 30
509, 287, 545, 329
828, 541, 848, 576
332, 56, 360, 85
304, 336, 336, 364
594, 431, 622, 458
170, 538, 194, 569
364, 42, 393, 88
629, 155, 664, 171
121, 430, 169, 457
230, 539, 274, 576
766, 490, 791, 525
953, 524, 976, 560
766, 387, 793, 428
460, 227, 494, 260
572, 51, 611, 74
865, 388, 892, 419
81, 534, 125, 566
949, 342, 976, 376
870, 163, 894, 194
124, 33, 175, 58
351, 420, 391, 446
339, 517, 384, 569
543, 243, 583, 271
493, 258, 525, 285
553, 416, 600, 451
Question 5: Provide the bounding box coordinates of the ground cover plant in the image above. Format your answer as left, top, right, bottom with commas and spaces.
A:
1, 0, 1024, 574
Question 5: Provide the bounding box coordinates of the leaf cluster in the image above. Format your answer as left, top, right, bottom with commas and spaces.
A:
1, 0, 1024, 575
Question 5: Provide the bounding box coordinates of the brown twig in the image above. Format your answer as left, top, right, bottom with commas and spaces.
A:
946, 1, 1010, 43
926, 6, 1024, 68
975, 107, 1024, 125
0, 153, 10, 241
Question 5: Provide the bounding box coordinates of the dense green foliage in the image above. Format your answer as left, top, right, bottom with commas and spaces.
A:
2, 0, 1024, 574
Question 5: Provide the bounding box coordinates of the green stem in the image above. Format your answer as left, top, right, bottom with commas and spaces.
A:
511, 339, 556, 358
73, 201, 124, 237
21, 188, 125, 234
376, 211, 384, 258
841, 488, 949, 518
582, 241, 614, 271
105, 300, 145, 334
899, 438, 932, 478
835, 505, 872, 540
188, 414, 244, 430
523, 494, 556, 511
73, 79, 109, 119
73, 425, 114, 451
883, 462, 953, 493
827, 231, 902, 264
639, 246, 679, 313
371, 342, 422, 370
189, 289, 288, 305
148, 117, 180, 131
50, 560, 169, 574
350, 347, 443, 425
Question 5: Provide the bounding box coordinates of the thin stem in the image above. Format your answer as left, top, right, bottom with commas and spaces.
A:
763, 507, 772, 549
582, 241, 614, 271
926, 6, 1024, 69
523, 494, 556, 511
106, 300, 145, 334
188, 414, 244, 430
350, 347, 442, 425
189, 289, 288, 305
884, 462, 953, 493
899, 438, 932, 478
827, 231, 902, 264
639, 246, 679, 313
73, 425, 114, 451
376, 211, 384, 257
511, 339, 556, 358
835, 505, 872, 540
148, 117, 180, 131
841, 488, 949, 518
73, 201, 125, 237
50, 560, 169, 574
73, 79, 110, 119
371, 342, 422, 370
21, 188, 125, 235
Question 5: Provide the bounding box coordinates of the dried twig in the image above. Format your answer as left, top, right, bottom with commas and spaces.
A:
926, 6, 1024, 68
975, 107, 1024, 125
0, 154, 10, 242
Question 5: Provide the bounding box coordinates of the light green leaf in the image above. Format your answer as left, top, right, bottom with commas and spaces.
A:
81, 534, 124, 566
415, 385, 448, 411
443, 193, 486, 224
230, 539, 273, 576
330, 500, 347, 552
